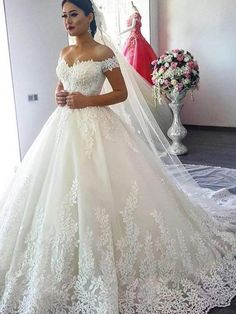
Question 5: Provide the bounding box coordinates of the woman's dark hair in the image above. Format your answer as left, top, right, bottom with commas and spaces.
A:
61, 0, 97, 37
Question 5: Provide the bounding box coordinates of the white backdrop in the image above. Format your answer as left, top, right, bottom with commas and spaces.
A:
157, 0, 236, 127
4, 0, 67, 158
95, 0, 150, 47
0, 0, 20, 193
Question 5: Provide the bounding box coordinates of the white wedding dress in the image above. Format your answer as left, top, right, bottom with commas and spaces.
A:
0, 54, 236, 314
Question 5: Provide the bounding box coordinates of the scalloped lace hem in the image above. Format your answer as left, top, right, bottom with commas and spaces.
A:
1, 255, 236, 314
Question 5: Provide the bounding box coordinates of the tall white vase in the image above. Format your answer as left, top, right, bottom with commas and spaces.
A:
166, 90, 188, 155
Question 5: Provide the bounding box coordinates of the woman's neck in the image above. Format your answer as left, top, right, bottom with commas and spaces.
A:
74, 33, 94, 48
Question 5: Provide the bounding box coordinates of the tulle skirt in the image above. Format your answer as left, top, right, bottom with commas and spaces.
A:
0, 105, 236, 313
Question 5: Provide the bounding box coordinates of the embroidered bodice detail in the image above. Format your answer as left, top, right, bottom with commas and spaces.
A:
56, 55, 120, 95
54, 54, 137, 158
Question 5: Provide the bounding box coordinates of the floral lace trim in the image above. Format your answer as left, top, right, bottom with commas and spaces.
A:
54, 106, 138, 158
101, 56, 120, 72
76, 107, 138, 158
1, 179, 236, 313
55, 106, 73, 145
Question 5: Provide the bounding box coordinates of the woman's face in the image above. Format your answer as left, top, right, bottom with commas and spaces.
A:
62, 2, 93, 37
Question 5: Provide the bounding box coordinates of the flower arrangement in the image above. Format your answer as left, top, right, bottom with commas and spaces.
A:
151, 49, 200, 104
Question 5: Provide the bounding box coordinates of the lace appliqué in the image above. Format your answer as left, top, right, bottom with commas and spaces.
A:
76, 107, 138, 159
116, 182, 143, 284
0, 178, 80, 313
56, 58, 106, 96
56, 106, 73, 144
101, 56, 120, 73
0, 175, 32, 271
1, 179, 236, 313
55, 55, 137, 157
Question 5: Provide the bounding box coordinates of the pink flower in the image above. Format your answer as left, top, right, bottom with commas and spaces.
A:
177, 83, 184, 91
163, 80, 170, 87
153, 79, 158, 85
177, 54, 184, 62
187, 61, 195, 69
172, 49, 180, 53
160, 55, 165, 60
184, 69, 192, 78
171, 62, 178, 69
151, 60, 157, 66
151, 77, 158, 85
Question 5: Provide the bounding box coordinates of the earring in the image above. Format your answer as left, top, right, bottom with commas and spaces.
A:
88, 24, 92, 34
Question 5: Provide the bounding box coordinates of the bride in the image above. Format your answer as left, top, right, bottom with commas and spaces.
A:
0, 0, 236, 313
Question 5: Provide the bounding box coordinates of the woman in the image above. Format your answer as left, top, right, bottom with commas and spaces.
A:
0, 0, 236, 313
56, 2, 128, 111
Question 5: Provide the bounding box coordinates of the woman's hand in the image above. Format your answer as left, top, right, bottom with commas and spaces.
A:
55, 90, 69, 106
66, 92, 89, 109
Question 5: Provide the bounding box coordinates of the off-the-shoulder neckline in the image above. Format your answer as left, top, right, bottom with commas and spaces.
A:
59, 55, 117, 68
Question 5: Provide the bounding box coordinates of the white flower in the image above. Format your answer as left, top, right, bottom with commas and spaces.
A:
164, 62, 170, 68
163, 68, 173, 79
165, 55, 173, 62
171, 79, 178, 86
183, 79, 191, 85
184, 56, 191, 62
173, 68, 183, 76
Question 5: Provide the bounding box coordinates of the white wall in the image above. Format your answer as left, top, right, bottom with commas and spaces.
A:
0, 0, 20, 193
4, 0, 67, 157
149, 0, 158, 54
95, 0, 150, 47
153, 0, 236, 127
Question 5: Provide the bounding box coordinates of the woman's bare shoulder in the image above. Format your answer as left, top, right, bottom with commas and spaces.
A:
59, 45, 74, 58
92, 43, 115, 61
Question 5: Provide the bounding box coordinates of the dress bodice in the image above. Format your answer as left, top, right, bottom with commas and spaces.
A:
56, 55, 120, 95
127, 12, 142, 35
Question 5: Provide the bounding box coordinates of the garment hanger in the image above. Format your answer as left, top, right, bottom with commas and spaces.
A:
131, 1, 139, 13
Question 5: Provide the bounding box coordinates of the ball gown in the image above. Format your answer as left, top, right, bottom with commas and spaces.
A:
0, 54, 236, 314
122, 11, 157, 85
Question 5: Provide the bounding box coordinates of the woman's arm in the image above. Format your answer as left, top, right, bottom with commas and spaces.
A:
87, 67, 128, 106
55, 80, 64, 94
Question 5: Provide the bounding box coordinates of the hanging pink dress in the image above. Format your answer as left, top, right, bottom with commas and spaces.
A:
122, 11, 157, 84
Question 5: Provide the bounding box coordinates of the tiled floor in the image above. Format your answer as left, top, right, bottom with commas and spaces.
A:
209, 297, 236, 314
179, 125, 236, 169
179, 125, 236, 313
